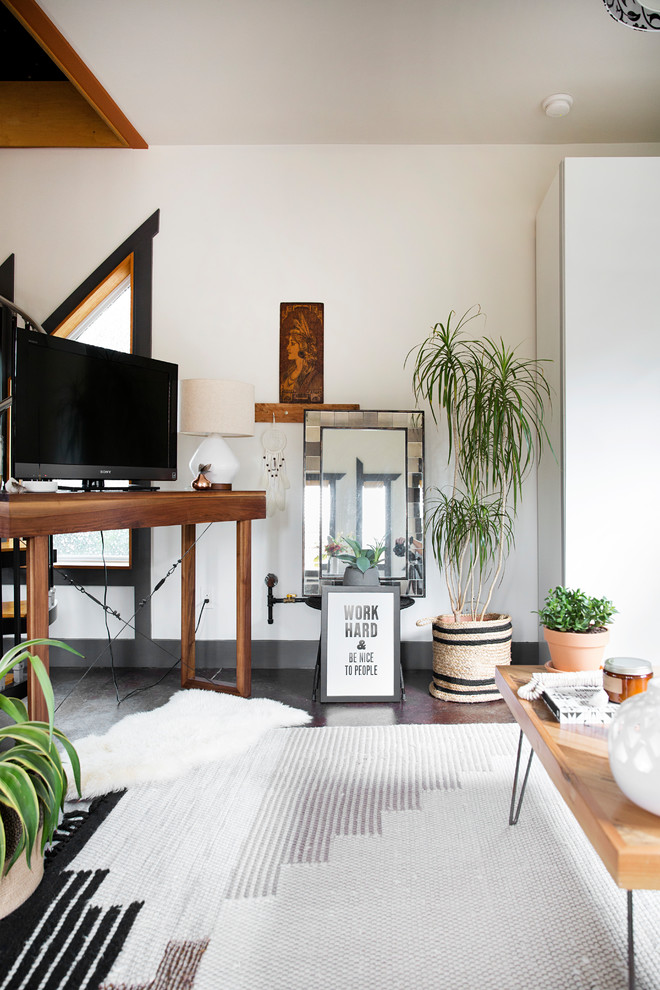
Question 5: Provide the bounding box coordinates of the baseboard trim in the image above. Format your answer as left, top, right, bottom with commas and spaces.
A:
46, 639, 541, 670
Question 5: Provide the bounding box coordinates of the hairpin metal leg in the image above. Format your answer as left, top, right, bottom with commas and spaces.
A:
509, 729, 534, 825
627, 890, 635, 990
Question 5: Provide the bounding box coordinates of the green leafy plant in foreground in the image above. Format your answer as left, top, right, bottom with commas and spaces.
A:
335, 536, 386, 574
535, 586, 617, 633
0, 640, 82, 877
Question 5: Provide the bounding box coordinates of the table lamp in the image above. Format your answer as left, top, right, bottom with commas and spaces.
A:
179, 379, 255, 490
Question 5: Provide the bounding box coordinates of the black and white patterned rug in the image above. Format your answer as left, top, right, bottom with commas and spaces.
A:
1, 723, 659, 989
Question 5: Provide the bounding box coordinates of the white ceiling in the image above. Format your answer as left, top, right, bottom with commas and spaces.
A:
39, 0, 660, 146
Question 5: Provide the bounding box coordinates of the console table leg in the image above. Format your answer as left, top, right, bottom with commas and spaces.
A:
235, 519, 252, 698
509, 729, 534, 825
181, 524, 196, 687
627, 890, 635, 990
26, 534, 50, 722
180, 519, 253, 698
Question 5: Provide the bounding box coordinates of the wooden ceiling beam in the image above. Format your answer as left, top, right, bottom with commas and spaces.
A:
2, 0, 147, 149
0, 81, 125, 147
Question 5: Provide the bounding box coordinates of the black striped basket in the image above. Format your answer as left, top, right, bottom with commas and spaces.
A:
417, 613, 512, 703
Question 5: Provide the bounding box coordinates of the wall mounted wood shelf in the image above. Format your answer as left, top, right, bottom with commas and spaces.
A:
255, 403, 359, 423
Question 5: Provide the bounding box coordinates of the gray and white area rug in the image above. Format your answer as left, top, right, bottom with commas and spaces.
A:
2, 722, 660, 989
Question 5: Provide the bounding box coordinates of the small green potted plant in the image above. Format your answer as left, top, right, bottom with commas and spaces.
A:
335, 536, 386, 586
0, 639, 82, 919
536, 586, 617, 671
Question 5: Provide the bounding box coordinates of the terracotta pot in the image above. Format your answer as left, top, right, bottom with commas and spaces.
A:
543, 626, 610, 671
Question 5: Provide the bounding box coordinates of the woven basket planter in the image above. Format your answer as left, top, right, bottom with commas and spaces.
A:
0, 810, 44, 919
418, 613, 512, 703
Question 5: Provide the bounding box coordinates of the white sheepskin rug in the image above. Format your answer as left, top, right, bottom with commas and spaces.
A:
65, 690, 312, 799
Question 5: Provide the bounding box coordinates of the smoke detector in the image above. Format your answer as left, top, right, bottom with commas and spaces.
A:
542, 94, 574, 118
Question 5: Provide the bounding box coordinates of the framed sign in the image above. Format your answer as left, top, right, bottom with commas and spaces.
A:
320, 585, 401, 703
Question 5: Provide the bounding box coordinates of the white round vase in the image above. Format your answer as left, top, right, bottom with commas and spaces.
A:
608, 676, 660, 816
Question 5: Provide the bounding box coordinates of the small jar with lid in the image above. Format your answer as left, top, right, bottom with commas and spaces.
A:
603, 657, 653, 704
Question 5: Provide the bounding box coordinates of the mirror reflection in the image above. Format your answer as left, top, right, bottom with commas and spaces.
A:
303, 410, 424, 596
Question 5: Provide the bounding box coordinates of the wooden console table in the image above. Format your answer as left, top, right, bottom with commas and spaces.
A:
0, 490, 266, 721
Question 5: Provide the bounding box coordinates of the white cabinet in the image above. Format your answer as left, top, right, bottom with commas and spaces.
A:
536, 157, 660, 665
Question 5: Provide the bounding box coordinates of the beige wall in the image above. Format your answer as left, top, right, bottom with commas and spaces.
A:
1, 143, 658, 646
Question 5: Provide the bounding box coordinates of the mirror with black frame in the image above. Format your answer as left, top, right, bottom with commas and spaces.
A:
303, 410, 424, 596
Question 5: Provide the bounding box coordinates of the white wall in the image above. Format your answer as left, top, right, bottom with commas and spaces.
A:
536, 169, 564, 608
1, 143, 658, 650
564, 158, 660, 661
537, 156, 660, 664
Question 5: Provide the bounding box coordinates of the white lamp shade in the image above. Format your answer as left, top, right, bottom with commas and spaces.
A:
179, 379, 255, 437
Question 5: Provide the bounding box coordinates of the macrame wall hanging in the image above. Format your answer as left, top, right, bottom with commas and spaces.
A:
260, 420, 290, 516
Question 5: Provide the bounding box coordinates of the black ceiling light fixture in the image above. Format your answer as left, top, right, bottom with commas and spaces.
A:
603, 0, 660, 30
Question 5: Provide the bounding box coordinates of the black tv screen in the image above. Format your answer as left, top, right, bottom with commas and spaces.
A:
10, 329, 178, 488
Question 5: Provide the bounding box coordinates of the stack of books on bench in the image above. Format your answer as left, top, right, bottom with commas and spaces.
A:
541, 684, 618, 724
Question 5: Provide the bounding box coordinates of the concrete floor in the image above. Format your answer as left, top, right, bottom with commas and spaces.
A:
48, 665, 515, 741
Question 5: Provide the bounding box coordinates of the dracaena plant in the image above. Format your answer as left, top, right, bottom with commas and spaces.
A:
336, 536, 386, 574
406, 305, 552, 621
0, 640, 82, 878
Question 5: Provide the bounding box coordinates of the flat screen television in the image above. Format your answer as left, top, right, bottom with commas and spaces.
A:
8, 328, 178, 490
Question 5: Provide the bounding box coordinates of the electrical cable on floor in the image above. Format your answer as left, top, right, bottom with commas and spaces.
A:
54, 522, 214, 712
113, 596, 210, 705
52, 585, 193, 708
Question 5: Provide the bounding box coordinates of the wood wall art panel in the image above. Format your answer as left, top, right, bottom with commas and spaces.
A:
279, 302, 324, 404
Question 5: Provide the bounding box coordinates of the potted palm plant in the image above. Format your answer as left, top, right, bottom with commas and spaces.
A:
536, 586, 617, 671
0, 639, 81, 918
407, 305, 552, 701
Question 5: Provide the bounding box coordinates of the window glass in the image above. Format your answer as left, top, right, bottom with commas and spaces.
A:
52, 530, 129, 567
68, 277, 131, 350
